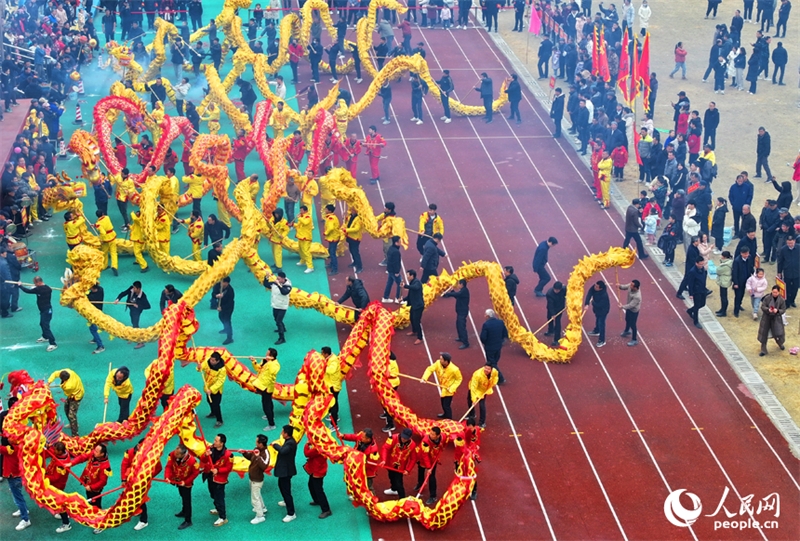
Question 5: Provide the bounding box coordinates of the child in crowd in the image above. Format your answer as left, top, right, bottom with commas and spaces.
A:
658, 215, 680, 266
644, 208, 659, 245
746, 267, 768, 321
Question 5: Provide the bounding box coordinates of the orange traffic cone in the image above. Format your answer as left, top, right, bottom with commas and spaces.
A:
73, 103, 84, 125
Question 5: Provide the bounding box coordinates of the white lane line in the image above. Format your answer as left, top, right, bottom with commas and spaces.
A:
444, 28, 771, 540
478, 26, 800, 485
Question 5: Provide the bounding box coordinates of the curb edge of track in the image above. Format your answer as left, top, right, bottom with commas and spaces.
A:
486, 30, 800, 460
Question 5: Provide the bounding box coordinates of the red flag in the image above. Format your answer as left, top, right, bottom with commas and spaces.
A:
633, 125, 642, 166
597, 28, 611, 82
639, 33, 651, 113
617, 29, 630, 105
528, 6, 542, 34
592, 27, 600, 77
630, 36, 640, 103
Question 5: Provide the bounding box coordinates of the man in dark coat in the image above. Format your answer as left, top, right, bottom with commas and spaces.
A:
537, 36, 553, 78
574, 98, 591, 155
544, 281, 567, 347
474, 73, 494, 122
777, 235, 800, 307
755, 127, 772, 179
443, 279, 470, 348
420, 233, 446, 284
677, 236, 701, 299
533, 236, 558, 297
480, 310, 508, 384
703, 102, 720, 149
506, 74, 522, 124
732, 246, 755, 317
728, 175, 754, 236
216, 277, 234, 345
382, 236, 403, 302
585, 280, 610, 346
272, 425, 298, 523
759, 200, 781, 261
622, 199, 649, 259
339, 276, 370, 318
686, 258, 708, 328
550, 87, 565, 137
403, 270, 424, 344
771, 42, 788, 84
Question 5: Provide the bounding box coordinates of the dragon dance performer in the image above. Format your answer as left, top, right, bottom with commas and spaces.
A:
232, 129, 255, 181
294, 205, 314, 273
269, 101, 291, 139
95, 209, 119, 276
287, 131, 306, 170
271, 425, 298, 523
343, 207, 364, 273
300, 174, 319, 211
200, 102, 221, 135
413, 426, 444, 506
381, 352, 401, 433
376, 202, 398, 267
47, 442, 74, 533
182, 171, 206, 215
321, 346, 343, 426
343, 133, 361, 179
130, 210, 149, 272
421, 352, 463, 420
121, 440, 163, 531
364, 125, 387, 185
114, 281, 152, 349
202, 352, 227, 427
63, 211, 86, 250
162, 167, 181, 231
380, 428, 417, 499
454, 418, 481, 501
154, 207, 172, 255
417, 203, 444, 255
250, 348, 281, 431
104, 366, 133, 422
467, 364, 499, 429
323, 205, 342, 276
144, 359, 174, 411
263, 272, 292, 345
165, 443, 200, 530
0, 412, 30, 532
247, 174, 260, 202
72, 444, 112, 526
180, 210, 205, 262
267, 208, 289, 271
597, 149, 613, 210
304, 441, 332, 519
47, 369, 84, 436
341, 429, 380, 494
213, 177, 232, 228
112, 168, 135, 230
200, 434, 233, 527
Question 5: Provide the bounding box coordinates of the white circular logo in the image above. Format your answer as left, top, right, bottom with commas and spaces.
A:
664, 489, 703, 528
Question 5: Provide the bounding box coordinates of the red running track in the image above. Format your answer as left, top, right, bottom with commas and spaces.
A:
309, 23, 800, 541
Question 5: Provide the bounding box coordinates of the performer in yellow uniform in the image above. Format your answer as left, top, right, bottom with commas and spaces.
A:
248, 174, 260, 202
343, 207, 364, 273
598, 150, 613, 210
182, 172, 205, 215
201, 352, 227, 427
181, 210, 205, 261
112, 169, 135, 230
200, 102, 221, 134
47, 369, 84, 436
129, 210, 149, 272
421, 352, 462, 420
319, 175, 335, 209
215, 176, 232, 228
250, 348, 281, 430
94, 209, 118, 275
269, 101, 291, 139
268, 208, 289, 270
417, 203, 444, 255
381, 352, 401, 432
322, 346, 344, 425
144, 359, 174, 410
294, 205, 314, 272
155, 207, 172, 255
24, 172, 40, 221
63, 211, 85, 249
301, 175, 319, 210
104, 366, 134, 423
323, 204, 343, 276
466, 364, 499, 428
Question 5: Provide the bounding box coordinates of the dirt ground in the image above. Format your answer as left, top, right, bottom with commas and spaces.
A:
495, 2, 800, 424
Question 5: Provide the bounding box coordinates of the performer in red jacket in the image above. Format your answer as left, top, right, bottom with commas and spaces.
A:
199, 434, 233, 527
0, 425, 31, 531
287, 130, 306, 170
73, 444, 112, 510
454, 418, 481, 501
380, 427, 417, 499
232, 129, 255, 181
413, 426, 444, 505
46, 442, 75, 532
304, 442, 332, 518
364, 125, 387, 185
121, 440, 163, 531
343, 133, 362, 179
341, 429, 380, 493
165, 443, 200, 530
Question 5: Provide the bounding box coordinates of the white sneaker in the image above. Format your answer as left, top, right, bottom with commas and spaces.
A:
330, 78, 338, 83
355, 78, 363, 83
213, 518, 228, 526
16, 520, 31, 531
56, 524, 72, 533
282, 514, 297, 523
93, 527, 103, 534
263, 425, 276, 431
440, 116, 447, 120
410, 117, 418, 121
296, 261, 304, 266
381, 298, 394, 303
444, 118, 451, 123
12, 510, 21, 517
134, 522, 148, 531
382, 120, 391, 124
304, 268, 314, 273
210, 509, 218, 514
416, 119, 423, 125
384, 488, 398, 495
47, 344, 58, 352
36, 337, 48, 343
53, 513, 61, 519
262, 415, 269, 420
250, 516, 265, 524
278, 500, 286, 507
713, 249, 722, 254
